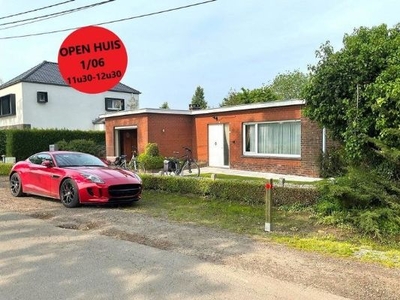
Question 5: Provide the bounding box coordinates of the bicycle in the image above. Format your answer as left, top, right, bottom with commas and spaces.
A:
109, 152, 145, 174
111, 155, 128, 169
127, 150, 146, 173
164, 147, 200, 177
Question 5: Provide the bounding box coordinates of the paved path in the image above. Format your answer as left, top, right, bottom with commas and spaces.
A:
200, 167, 321, 182
0, 211, 347, 300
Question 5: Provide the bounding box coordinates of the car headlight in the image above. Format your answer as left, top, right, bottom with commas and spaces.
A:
81, 173, 104, 184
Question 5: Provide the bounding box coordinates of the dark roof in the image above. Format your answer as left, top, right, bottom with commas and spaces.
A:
0, 60, 140, 94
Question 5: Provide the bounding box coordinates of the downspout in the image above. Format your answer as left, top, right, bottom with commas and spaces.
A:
322, 127, 326, 154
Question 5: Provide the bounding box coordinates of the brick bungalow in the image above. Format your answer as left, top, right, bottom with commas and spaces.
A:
100, 99, 326, 178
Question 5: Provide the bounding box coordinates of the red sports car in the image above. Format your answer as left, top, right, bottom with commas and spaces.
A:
9, 151, 142, 208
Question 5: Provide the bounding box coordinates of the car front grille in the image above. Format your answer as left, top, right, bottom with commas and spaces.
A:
108, 184, 142, 199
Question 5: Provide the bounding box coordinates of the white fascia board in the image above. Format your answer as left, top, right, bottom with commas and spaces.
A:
99, 99, 306, 119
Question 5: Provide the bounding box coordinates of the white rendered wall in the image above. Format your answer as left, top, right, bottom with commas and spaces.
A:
22, 82, 139, 130
0, 83, 24, 127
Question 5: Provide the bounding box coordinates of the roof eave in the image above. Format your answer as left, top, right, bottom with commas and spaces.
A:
99, 99, 306, 119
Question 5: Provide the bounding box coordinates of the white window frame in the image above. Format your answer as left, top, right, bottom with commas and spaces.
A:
0, 94, 16, 117
105, 98, 125, 111
243, 120, 301, 158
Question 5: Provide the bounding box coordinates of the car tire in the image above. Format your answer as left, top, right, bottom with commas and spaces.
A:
60, 179, 80, 208
10, 173, 24, 197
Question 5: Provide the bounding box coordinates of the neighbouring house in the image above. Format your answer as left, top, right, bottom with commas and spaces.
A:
100, 100, 328, 178
0, 61, 140, 131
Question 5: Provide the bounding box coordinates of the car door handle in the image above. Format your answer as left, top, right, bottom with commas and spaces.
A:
52, 175, 60, 178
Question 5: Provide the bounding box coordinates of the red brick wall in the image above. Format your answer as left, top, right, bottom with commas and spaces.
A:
300, 114, 323, 177
193, 105, 323, 177
104, 113, 194, 158
104, 105, 324, 177
146, 114, 193, 157
105, 115, 147, 156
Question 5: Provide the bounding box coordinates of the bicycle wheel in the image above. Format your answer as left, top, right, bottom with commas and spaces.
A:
180, 160, 200, 177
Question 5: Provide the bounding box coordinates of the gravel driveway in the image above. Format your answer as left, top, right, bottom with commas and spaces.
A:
0, 177, 399, 300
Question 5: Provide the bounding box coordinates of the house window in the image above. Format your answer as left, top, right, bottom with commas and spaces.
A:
105, 98, 124, 111
37, 91, 48, 103
243, 120, 301, 158
0, 94, 16, 117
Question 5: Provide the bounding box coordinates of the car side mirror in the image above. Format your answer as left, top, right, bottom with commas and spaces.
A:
42, 160, 53, 167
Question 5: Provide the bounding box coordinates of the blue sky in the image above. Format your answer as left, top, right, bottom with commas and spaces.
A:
0, 0, 399, 109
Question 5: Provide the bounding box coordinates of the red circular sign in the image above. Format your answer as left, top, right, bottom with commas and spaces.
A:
265, 183, 273, 190
58, 25, 127, 94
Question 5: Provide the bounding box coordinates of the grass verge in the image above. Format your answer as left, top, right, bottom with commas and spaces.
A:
127, 190, 400, 268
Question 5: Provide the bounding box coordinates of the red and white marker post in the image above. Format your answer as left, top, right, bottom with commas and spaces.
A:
265, 179, 273, 232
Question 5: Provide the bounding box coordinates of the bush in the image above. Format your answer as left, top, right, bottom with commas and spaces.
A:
56, 139, 103, 156
0, 163, 13, 175
138, 143, 164, 170
315, 167, 400, 238
358, 208, 400, 238
141, 175, 320, 206
319, 146, 346, 178
4, 129, 105, 161
144, 143, 160, 157
55, 139, 69, 150
0, 131, 6, 157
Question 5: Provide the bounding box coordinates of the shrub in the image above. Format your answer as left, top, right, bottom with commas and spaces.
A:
0, 163, 13, 175
138, 143, 164, 170
55, 139, 69, 150
315, 167, 400, 238
357, 208, 400, 238
0, 131, 6, 157
140, 175, 320, 206
319, 146, 346, 178
55, 139, 105, 157
144, 143, 160, 157
4, 129, 104, 161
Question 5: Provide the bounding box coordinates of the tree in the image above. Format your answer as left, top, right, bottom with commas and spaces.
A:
269, 70, 309, 100
190, 86, 207, 109
304, 24, 400, 236
160, 102, 169, 109
220, 86, 278, 107
303, 23, 400, 165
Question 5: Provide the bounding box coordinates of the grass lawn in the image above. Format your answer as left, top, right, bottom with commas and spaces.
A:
126, 189, 400, 268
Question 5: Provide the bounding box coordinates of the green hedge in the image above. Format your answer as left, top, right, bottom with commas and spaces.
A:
0, 163, 13, 176
0, 131, 6, 157
0, 166, 320, 206
141, 175, 320, 206
4, 129, 105, 161
56, 139, 104, 157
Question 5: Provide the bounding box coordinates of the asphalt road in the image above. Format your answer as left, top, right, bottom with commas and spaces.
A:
0, 210, 348, 300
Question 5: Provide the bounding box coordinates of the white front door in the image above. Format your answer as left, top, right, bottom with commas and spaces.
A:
208, 124, 226, 167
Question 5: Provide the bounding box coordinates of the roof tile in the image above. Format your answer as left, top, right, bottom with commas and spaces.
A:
0, 60, 140, 94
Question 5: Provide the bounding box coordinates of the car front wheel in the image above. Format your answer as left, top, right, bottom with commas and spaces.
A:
60, 179, 80, 208
10, 173, 24, 197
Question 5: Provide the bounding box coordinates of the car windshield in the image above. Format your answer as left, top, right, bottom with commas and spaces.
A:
54, 153, 107, 167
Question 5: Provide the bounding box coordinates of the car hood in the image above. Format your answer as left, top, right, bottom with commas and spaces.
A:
67, 166, 140, 182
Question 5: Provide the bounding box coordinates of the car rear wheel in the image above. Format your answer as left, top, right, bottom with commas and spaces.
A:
60, 179, 80, 208
10, 173, 24, 197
